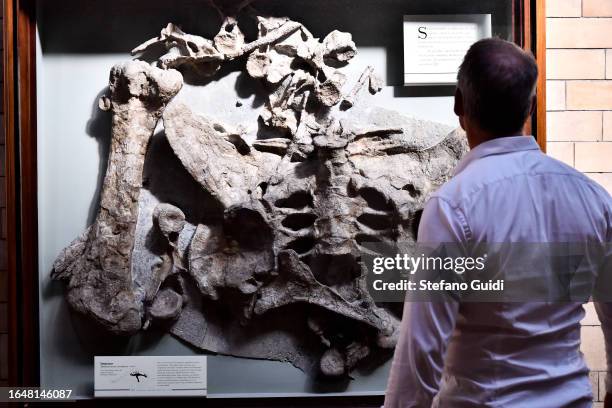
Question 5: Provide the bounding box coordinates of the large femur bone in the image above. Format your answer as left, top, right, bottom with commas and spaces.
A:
52, 61, 183, 335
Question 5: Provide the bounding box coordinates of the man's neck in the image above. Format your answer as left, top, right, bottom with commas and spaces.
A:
466, 127, 526, 150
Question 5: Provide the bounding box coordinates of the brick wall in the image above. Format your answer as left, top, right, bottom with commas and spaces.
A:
547, 0, 612, 405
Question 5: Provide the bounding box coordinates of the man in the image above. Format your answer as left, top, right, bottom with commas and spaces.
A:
384, 38, 612, 407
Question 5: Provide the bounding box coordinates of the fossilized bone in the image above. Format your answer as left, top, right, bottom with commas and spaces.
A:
342, 66, 383, 109
131, 19, 302, 73
131, 23, 225, 76
322, 30, 357, 64
133, 16, 359, 138
144, 204, 186, 301
53, 13, 467, 378
213, 17, 245, 55
160, 100, 464, 373
52, 61, 183, 334
246, 17, 360, 133
144, 203, 189, 327
254, 250, 399, 339
163, 102, 282, 208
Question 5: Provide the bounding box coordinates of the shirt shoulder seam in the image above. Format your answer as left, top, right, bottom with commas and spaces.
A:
432, 171, 607, 207
426, 196, 474, 242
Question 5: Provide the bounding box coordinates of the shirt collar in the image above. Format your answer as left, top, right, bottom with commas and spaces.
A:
453, 135, 541, 176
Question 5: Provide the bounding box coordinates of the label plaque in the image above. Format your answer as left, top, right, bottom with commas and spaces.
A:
94, 356, 207, 398
403, 14, 492, 86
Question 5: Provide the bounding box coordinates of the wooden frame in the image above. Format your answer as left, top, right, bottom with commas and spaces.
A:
4, 0, 39, 389
2, 0, 546, 404
535, 0, 547, 152
522, 0, 547, 151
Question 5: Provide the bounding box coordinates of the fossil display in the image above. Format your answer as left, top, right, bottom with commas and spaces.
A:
52, 6, 467, 378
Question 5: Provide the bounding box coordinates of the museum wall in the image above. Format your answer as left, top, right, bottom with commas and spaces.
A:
0, 1, 8, 388
547, 0, 612, 405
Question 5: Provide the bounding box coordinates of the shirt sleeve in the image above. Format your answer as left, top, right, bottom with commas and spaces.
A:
383, 197, 470, 408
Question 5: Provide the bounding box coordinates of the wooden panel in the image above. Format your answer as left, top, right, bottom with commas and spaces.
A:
2, 0, 17, 388
523, 0, 533, 136
4, 0, 39, 387
16, 0, 38, 387
521, 0, 547, 149
535, 0, 547, 151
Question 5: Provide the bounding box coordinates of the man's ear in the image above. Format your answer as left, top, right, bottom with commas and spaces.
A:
529, 94, 537, 116
454, 88, 466, 130
454, 88, 464, 117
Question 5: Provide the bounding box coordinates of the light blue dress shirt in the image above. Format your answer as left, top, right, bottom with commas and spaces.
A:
384, 135, 612, 408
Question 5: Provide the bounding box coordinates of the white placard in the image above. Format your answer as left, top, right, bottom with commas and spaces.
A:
403, 14, 492, 86
94, 356, 207, 398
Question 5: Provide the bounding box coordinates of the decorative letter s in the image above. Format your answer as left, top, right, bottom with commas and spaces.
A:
418, 26, 427, 39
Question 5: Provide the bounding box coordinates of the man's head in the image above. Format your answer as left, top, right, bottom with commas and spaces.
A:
455, 38, 538, 147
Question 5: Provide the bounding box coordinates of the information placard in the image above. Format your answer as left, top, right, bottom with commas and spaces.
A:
403, 14, 492, 86
94, 356, 207, 398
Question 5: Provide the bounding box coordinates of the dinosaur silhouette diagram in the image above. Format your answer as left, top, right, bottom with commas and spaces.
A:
130, 371, 148, 383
